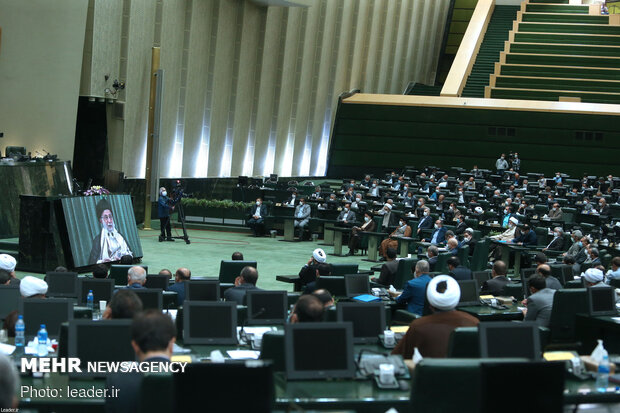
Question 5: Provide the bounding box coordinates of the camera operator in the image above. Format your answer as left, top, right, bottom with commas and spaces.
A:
158, 187, 175, 242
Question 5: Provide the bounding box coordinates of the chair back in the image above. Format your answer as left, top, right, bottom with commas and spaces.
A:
469, 239, 490, 271
330, 263, 359, 276
548, 288, 588, 343
447, 327, 480, 358
219, 261, 257, 283
393, 258, 415, 289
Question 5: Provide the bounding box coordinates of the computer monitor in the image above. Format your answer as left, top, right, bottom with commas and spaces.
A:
183, 301, 237, 345
457, 279, 480, 306
246, 290, 287, 325
336, 302, 385, 344
479, 321, 541, 360
218, 261, 257, 284
132, 288, 163, 311
284, 322, 355, 380
19, 298, 73, 339
472, 271, 491, 287
481, 361, 565, 413
520, 267, 537, 280
174, 361, 274, 412
185, 280, 220, 301
0, 286, 20, 320
68, 319, 134, 378
315, 276, 346, 297
109, 264, 148, 286
344, 274, 370, 297
45, 272, 78, 297
144, 274, 170, 290
588, 286, 618, 316
77, 278, 114, 305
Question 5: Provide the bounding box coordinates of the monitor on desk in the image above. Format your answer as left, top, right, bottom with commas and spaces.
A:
457, 280, 480, 307
344, 274, 370, 297
174, 361, 274, 412
132, 288, 163, 311
336, 302, 385, 344
472, 271, 491, 287
77, 278, 114, 305
19, 298, 73, 339
246, 290, 287, 325
185, 280, 220, 301
183, 301, 237, 345
285, 322, 355, 380
68, 319, 134, 378
109, 265, 148, 286
45, 271, 78, 297
479, 321, 541, 360
144, 274, 170, 290
587, 286, 618, 316
0, 286, 20, 320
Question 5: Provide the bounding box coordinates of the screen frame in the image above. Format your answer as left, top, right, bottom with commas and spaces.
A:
19, 298, 73, 339
246, 290, 288, 325
587, 286, 618, 316
77, 278, 115, 305
457, 279, 480, 306
45, 271, 78, 298
109, 265, 148, 287
144, 274, 170, 290
185, 280, 221, 302
344, 274, 371, 298
336, 302, 385, 344
183, 301, 237, 345
132, 288, 164, 311
479, 321, 541, 360
67, 319, 134, 378
284, 322, 355, 380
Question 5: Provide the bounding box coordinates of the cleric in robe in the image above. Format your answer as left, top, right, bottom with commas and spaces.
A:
89, 199, 133, 264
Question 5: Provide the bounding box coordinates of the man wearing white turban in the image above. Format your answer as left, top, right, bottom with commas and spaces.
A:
19, 276, 48, 299
392, 275, 479, 359
581, 268, 606, 288
0, 254, 20, 286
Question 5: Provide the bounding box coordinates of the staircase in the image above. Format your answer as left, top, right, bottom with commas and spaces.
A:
461, 5, 520, 98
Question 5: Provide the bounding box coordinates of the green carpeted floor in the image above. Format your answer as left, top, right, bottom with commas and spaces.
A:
15, 227, 377, 290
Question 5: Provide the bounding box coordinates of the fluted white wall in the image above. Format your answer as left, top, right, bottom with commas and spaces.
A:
82, 0, 450, 178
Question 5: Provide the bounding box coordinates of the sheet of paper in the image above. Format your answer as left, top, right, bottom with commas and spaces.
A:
0, 343, 16, 355
226, 350, 260, 360
390, 326, 409, 333
171, 355, 192, 363
543, 352, 575, 361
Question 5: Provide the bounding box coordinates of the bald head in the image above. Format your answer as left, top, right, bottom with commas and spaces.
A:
175, 268, 191, 283
537, 264, 551, 278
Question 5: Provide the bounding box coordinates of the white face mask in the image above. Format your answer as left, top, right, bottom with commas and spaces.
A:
256, 201, 261, 206
356, 197, 361, 202
424, 211, 429, 217
364, 216, 370, 222
554, 232, 560, 238
552, 207, 557, 211
344, 207, 349, 212
399, 221, 405, 227
299, 202, 304, 206
372, 183, 377, 187
162, 191, 167, 197
434, 224, 439, 229
418, 201, 422, 206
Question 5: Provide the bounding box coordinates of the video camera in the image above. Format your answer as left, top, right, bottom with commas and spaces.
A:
170, 180, 192, 204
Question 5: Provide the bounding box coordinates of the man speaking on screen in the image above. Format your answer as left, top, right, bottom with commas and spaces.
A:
89, 199, 133, 264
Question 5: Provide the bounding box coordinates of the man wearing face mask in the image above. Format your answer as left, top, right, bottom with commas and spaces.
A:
458, 228, 476, 256
423, 220, 446, 245
562, 230, 583, 258
351, 193, 366, 211
379, 218, 411, 259
543, 227, 564, 252
337, 202, 356, 225
495, 153, 508, 175
294, 198, 311, 239
415, 198, 426, 218
501, 206, 513, 228
247, 198, 268, 237
348, 212, 377, 256
490, 216, 519, 242
417, 208, 433, 236
581, 197, 593, 214
157, 187, 174, 242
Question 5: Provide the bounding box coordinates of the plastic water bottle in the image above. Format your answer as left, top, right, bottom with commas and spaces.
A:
596, 353, 610, 392
37, 324, 48, 357
15, 315, 25, 347
87, 290, 94, 311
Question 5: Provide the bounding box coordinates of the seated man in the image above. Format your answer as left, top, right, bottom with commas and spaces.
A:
20, 276, 48, 298
293, 197, 311, 239
490, 217, 518, 241
447, 257, 471, 281
336, 202, 356, 225
247, 198, 267, 237
379, 218, 411, 259
537, 264, 562, 290
543, 227, 564, 252
523, 275, 555, 327
511, 224, 537, 247
224, 266, 261, 304
0, 353, 19, 410
582, 267, 606, 288
423, 220, 446, 245
298, 249, 331, 291
231, 252, 244, 261
92, 264, 109, 279
606, 257, 620, 284
480, 260, 509, 296
392, 275, 479, 359
371, 248, 398, 287
311, 289, 334, 308
389, 260, 432, 316
106, 310, 176, 413
446, 238, 459, 256
347, 212, 376, 256
167, 268, 191, 306
289, 294, 324, 323
102, 289, 143, 319
426, 246, 439, 271
0, 254, 20, 286
126, 266, 146, 289
458, 228, 476, 256
547, 203, 563, 221
416, 207, 433, 236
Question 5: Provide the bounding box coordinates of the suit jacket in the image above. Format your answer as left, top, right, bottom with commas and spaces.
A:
481, 275, 509, 296
396, 274, 432, 316
286, 196, 299, 206
428, 227, 447, 244
249, 204, 268, 219
167, 282, 186, 306
455, 221, 467, 235
525, 288, 555, 327
105, 356, 169, 413
294, 203, 311, 220
223, 283, 261, 305
545, 276, 563, 290
428, 256, 438, 272
417, 216, 433, 231
548, 208, 563, 220
512, 230, 537, 246
391, 310, 479, 359
545, 236, 564, 251
337, 210, 356, 223
458, 238, 477, 256
449, 265, 472, 281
